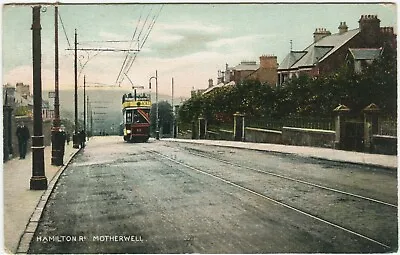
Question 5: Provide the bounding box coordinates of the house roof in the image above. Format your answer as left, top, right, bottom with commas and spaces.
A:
232, 61, 259, 71
203, 81, 236, 94
348, 48, 383, 60
278, 51, 307, 70
279, 28, 360, 70
291, 46, 333, 68
14, 92, 33, 106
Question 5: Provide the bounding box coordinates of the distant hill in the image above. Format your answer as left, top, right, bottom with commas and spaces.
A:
42, 89, 188, 134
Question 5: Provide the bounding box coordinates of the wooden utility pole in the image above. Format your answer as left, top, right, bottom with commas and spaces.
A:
73, 29, 79, 148
172, 77, 175, 138
83, 75, 86, 147
51, 5, 64, 166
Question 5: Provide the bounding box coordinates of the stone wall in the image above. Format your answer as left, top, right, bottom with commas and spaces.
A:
372, 135, 397, 155
282, 127, 336, 148
245, 127, 282, 144
206, 129, 234, 141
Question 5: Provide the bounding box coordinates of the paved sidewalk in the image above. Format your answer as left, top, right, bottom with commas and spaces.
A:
3, 143, 80, 254
165, 139, 398, 169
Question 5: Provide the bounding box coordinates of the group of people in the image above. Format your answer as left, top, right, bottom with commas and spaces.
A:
15, 122, 81, 160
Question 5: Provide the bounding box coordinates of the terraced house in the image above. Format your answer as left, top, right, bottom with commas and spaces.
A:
278, 14, 396, 85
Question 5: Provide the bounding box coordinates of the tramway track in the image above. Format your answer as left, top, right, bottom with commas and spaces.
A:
149, 150, 392, 250
174, 147, 397, 208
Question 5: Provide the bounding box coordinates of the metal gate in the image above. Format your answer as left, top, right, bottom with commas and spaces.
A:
343, 121, 364, 152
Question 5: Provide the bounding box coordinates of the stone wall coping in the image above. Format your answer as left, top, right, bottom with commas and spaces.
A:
206, 130, 219, 135
373, 134, 397, 139
219, 129, 234, 134
282, 126, 335, 134
245, 127, 283, 134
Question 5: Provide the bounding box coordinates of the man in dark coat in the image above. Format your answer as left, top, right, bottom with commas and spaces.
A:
16, 122, 30, 159
79, 130, 86, 148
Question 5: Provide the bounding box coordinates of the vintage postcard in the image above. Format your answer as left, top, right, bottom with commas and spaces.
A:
2, 2, 397, 254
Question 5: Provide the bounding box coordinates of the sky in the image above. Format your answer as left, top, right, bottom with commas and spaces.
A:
1, 2, 397, 98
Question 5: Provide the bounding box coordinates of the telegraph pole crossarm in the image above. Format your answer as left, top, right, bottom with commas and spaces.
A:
66, 48, 140, 52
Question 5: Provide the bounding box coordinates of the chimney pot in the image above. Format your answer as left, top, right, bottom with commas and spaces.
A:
313, 27, 331, 42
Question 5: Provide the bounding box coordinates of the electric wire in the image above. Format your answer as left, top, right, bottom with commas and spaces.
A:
117, 5, 163, 86
58, 12, 71, 48
121, 5, 163, 85
115, 5, 145, 86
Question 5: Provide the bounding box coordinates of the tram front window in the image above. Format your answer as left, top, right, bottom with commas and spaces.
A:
125, 109, 149, 124
126, 111, 132, 123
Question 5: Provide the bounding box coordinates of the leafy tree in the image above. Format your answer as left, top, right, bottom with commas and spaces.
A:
178, 49, 396, 126
15, 106, 30, 116
150, 101, 174, 134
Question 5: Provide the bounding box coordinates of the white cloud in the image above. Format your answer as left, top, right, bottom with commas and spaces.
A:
147, 33, 184, 46
157, 21, 225, 35
207, 34, 271, 49
98, 31, 124, 40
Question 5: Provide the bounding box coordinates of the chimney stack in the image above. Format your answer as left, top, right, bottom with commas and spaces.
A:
338, 21, 348, 34
208, 78, 213, 88
359, 14, 381, 47
313, 28, 331, 42
259, 55, 277, 69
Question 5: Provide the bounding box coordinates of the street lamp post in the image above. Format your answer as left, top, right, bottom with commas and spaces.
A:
30, 5, 48, 190
149, 70, 159, 140
82, 75, 86, 148
172, 77, 176, 138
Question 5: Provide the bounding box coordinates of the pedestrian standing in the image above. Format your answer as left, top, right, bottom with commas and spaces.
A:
16, 122, 30, 159
60, 127, 67, 157
79, 130, 86, 148
66, 131, 70, 145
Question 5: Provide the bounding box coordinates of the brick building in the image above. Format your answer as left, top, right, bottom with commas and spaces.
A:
278, 14, 396, 85
217, 55, 278, 87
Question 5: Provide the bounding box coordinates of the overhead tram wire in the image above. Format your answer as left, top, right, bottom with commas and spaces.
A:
121, 10, 157, 76
116, 5, 154, 86
58, 11, 71, 48
115, 5, 145, 86
116, 5, 163, 86
58, 10, 85, 69
118, 5, 163, 86
123, 5, 164, 79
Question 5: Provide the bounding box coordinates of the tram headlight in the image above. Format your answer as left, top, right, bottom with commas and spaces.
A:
126, 129, 132, 134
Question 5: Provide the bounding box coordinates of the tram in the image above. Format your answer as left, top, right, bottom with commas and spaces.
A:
122, 92, 151, 142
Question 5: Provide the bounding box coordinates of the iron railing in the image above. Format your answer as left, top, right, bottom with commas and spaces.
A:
246, 116, 335, 131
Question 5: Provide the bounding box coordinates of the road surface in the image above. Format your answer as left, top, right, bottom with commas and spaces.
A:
28, 136, 397, 253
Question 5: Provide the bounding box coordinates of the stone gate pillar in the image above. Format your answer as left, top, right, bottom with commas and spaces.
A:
233, 112, 245, 141
363, 103, 380, 153
191, 120, 197, 139
333, 104, 350, 150
198, 116, 207, 139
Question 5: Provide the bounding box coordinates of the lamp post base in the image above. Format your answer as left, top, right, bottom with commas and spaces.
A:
72, 133, 80, 148
155, 131, 160, 140
30, 176, 48, 190
51, 130, 64, 166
